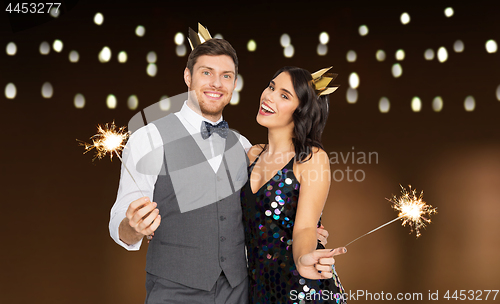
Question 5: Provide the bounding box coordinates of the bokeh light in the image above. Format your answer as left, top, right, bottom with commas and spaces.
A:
411, 96, 422, 112
464, 96, 475, 111
444, 7, 454, 17
319, 32, 329, 44
174, 32, 184, 45
347, 50, 357, 62
454, 40, 464, 53
346, 88, 358, 104
376, 50, 386, 61
280, 34, 291, 48
379, 97, 390, 113
437, 47, 448, 62
6, 42, 16, 55
392, 63, 402, 78
358, 25, 369, 36
284, 45, 294, 58
432, 96, 443, 112
247, 40, 257, 52
106, 94, 117, 109
39, 41, 50, 55
349, 73, 360, 89
317, 44, 327, 56
74, 93, 85, 109
41, 82, 53, 98
69, 50, 79, 63
118, 51, 127, 63
395, 49, 405, 61
94, 13, 103, 25
135, 25, 145, 37
128, 95, 139, 110
401, 12, 410, 24
486, 40, 497, 53
53, 39, 63, 52
424, 49, 435, 60
5, 83, 16, 99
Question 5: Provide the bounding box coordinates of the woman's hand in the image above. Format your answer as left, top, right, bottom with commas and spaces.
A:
317, 224, 329, 246
296, 247, 347, 280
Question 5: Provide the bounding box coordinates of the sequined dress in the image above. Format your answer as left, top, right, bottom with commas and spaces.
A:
241, 153, 346, 304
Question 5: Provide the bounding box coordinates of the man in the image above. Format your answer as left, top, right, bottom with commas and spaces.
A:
109, 25, 332, 304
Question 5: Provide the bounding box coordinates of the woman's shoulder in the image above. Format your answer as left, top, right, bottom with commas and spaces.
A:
295, 147, 330, 170
247, 144, 266, 164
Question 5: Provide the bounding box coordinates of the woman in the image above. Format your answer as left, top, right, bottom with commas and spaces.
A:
241, 66, 347, 304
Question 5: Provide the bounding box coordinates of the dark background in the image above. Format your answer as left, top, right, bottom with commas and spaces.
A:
1, 1, 499, 303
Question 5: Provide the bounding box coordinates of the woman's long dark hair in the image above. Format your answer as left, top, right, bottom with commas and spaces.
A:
271, 66, 330, 163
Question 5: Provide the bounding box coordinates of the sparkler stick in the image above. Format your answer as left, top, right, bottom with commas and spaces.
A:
78, 122, 145, 197
345, 185, 437, 247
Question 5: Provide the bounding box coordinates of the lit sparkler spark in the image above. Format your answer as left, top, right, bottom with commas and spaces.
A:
78, 122, 145, 197
344, 185, 437, 247
79, 122, 129, 160
389, 185, 437, 238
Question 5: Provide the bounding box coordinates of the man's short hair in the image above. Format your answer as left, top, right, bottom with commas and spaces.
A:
186, 38, 238, 77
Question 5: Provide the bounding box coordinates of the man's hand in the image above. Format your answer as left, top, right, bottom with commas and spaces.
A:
316, 224, 329, 246
296, 247, 347, 280
119, 197, 161, 245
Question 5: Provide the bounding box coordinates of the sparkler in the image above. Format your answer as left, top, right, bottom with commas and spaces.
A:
78, 122, 145, 197
344, 185, 437, 247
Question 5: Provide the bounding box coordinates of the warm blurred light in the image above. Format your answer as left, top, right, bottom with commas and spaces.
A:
486, 40, 497, 53
284, 45, 294, 58
497, 85, 500, 101
106, 94, 117, 109
349, 73, 360, 89
94, 13, 104, 25
395, 49, 405, 61
392, 63, 402, 78
437, 47, 448, 62
379, 97, 390, 113
317, 44, 327, 56
174, 32, 184, 45
230, 91, 240, 105
74, 93, 85, 109
41, 82, 53, 98
128, 95, 139, 110
235, 74, 243, 92
454, 40, 464, 52
118, 51, 127, 63
247, 40, 257, 52
376, 49, 386, 61
69, 50, 79, 63
6, 42, 16, 55
5, 83, 16, 99
319, 32, 329, 44
464, 96, 475, 111
214, 33, 223, 39
424, 49, 435, 60
50, 7, 60, 18
346, 88, 358, 104
280, 34, 291, 48
147, 51, 157, 63
135, 25, 145, 37
444, 7, 454, 17
176, 45, 187, 57
432, 96, 443, 112
401, 12, 410, 25
99, 46, 111, 63
159, 96, 171, 111
358, 25, 368, 36
347, 50, 357, 62
147, 63, 157, 77
411, 97, 422, 112
53, 39, 63, 52
40, 41, 50, 55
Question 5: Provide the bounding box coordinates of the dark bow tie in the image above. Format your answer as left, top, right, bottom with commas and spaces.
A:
201, 120, 228, 139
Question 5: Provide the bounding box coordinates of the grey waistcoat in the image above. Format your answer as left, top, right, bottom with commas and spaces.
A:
145, 114, 248, 291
